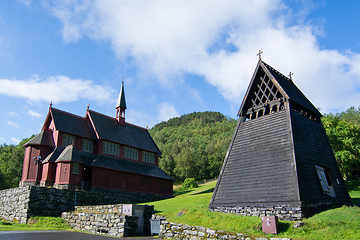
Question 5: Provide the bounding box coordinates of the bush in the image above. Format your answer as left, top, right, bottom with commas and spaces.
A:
182, 178, 199, 190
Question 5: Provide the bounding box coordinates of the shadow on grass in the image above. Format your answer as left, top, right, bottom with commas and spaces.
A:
153, 210, 163, 214
191, 187, 215, 195
351, 198, 360, 207
277, 221, 291, 233
173, 190, 192, 196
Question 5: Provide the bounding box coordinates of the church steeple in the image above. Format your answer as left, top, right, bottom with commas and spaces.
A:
115, 81, 127, 125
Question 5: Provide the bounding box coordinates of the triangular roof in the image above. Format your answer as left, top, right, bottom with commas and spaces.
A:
24, 130, 55, 147
55, 145, 85, 164
115, 82, 127, 109
42, 147, 64, 163
43, 107, 97, 140
238, 60, 321, 118
87, 110, 161, 154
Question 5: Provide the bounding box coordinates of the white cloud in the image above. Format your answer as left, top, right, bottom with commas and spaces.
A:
0, 75, 113, 104
8, 111, 20, 117
18, 0, 32, 8
46, 0, 360, 113
7, 121, 20, 128
27, 110, 42, 118
11, 137, 20, 144
157, 102, 179, 122
0, 137, 5, 144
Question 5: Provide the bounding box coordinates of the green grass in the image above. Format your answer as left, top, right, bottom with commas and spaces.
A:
145, 180, 360, 240
0, 217, 70, 231
1, 180, 360, 239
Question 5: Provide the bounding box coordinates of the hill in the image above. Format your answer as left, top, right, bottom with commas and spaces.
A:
149, 111, 237, 183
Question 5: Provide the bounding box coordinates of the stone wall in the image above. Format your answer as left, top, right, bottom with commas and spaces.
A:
62, 211, 138, 237
0, 186, 167, 223
159, 219, 290, 240
0, 187, 31, 224
209, 205, 302, 221
61, 204, 154, 237
209, 202, 343, 221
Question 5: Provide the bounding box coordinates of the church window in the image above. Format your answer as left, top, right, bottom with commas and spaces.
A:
103, 141, 120, 156
124, 146, 138, 160
82, 139, 93, 153
143, 151, 155, 164
62, 133, 75, 147
72, 163, 79, 174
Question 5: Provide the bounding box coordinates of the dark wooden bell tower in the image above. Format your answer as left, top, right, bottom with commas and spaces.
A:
209, 58, 350, 220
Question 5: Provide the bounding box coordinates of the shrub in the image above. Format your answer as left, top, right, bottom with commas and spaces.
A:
182, 178, 198, 190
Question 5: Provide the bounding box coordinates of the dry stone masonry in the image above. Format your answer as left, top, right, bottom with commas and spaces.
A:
158, 219, 291, 240
0, 187, 31, 223
61, 204, 154, 237
0, 186, 167, 223
209, 205, 303, 221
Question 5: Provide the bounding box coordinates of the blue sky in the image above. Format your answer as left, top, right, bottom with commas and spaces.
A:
1, 0, 359, 145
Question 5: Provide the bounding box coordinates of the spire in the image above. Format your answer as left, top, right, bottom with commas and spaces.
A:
116, 81, 127, 109
115, 81, 127, 125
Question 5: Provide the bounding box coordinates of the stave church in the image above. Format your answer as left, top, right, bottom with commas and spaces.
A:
20, 82, 173, 197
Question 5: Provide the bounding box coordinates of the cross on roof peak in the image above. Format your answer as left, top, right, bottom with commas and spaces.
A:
288, 72, 294, 81
257, 50, 263, 60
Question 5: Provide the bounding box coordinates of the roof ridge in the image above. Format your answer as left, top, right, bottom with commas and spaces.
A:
125, 122, 147, 130
88, 109, 116, 120
262, 61, 292, 81
51, 107, 85, 120
89, 109, 147, 130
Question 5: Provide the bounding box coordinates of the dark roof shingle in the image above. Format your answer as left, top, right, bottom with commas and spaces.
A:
51, 108, 97, 140
262, 61, 321, 116
24, 130, 55, 147
88, 110, 161, 154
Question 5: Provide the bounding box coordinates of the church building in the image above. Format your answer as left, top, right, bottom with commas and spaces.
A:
20, 82, 173, 197
209, 57, 350, 220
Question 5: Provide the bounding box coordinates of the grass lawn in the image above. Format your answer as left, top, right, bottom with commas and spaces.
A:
1, 180, 359, 239
145, 180, 360, 240
0, 216, 70, 231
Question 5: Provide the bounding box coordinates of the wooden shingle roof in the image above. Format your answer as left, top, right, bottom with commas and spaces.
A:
262, 61, 321, 116
91, 154, 173, 180
238, 60, 321, 117
50, 108, 97, 140
55, 145, 85, 164
24, 130, 55, 147
88, 110, 161, 154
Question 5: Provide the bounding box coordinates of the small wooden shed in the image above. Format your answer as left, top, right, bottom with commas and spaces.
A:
209, 59, 350, 220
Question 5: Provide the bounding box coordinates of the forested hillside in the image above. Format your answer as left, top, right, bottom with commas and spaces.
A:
149, 111, 237, 183
1, 107, 359, 190
322, 106, 360, 179
0, 137, 33, 190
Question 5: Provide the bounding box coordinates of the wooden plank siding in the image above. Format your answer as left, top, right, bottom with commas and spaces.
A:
210, 110, 300, 206
290, 110, 350, 203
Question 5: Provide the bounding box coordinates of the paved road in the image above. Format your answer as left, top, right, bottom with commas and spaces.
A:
0, 230, 158, 240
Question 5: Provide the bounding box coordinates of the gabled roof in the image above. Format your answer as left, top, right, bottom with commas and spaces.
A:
55, 145, 85, 164
42, 147, 64, 163
48, 108, 97, 140
115, 82, 127, 109
262, 61, 321, 116
88, 110, 161, 154
238, 60, 321, 117
24, 130, 55, 147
